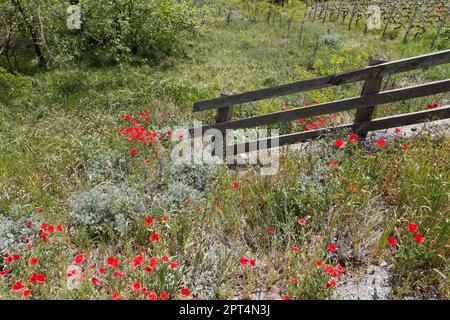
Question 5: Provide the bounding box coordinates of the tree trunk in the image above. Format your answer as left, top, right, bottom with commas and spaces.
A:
11, 0, 46, 66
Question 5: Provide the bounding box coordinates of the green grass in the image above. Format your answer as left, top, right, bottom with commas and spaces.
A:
0, 15, 449, 300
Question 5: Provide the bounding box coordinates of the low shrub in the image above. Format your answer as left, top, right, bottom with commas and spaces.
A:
168, 156, 220, 191
0, 211, 42, 256
68, 184, 145, 239
156, 181, 204, 210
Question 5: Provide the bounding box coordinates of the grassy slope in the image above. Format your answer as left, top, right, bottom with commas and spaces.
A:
0, 17, 449, 299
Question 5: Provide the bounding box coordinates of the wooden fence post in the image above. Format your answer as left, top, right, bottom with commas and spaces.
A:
213, 93, 233, 157
215, 93, 233, 124
354, 55, 389, 140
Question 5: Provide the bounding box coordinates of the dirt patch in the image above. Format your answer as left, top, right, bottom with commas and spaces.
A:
334, 264, 393, 300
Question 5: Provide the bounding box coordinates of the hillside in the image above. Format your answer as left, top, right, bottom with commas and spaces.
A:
0, 3, 449, 300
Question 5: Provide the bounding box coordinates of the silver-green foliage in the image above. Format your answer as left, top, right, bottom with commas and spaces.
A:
157, 181, 204, 210
0, 213, 42, 255
68, 184, 145, 238
169, 157, 220, 191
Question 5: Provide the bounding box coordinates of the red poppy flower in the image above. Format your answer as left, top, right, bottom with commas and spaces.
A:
149, 257, 158, 269
22, 290, 31, 297
349, 185, 356, 193
375, 139, 386, 147
282, 295, 290, 300
151, 232, 159, 242
402, 143, 408, 150
12, 281, 24, 292
232, 183, 239, 189
0, 269, 10, 277
328, 244, 337, 252
337, 264, 344, 275
181, 288, 190, 296
131, 255, 143, 269
160, 292, 168, 300
293, 246, 299, 253
335, 139, 344, 148
316, 261, 322, 268
298, 218, 306, 225
408, 223, 418, 233
426, 102, 438, 110
75, 254, 85, 265
12, 254, 19, 261
36, 273, 46, 283
29, 257, 38, 266
130, 149, 138, 155
395, 127, 400, 134
147, 292, 157, 300
113, 271, 125, 278
107, 257, 119, 268
132, 282, 141, 292
324, 264, 335, 275
291, 277, 298, 284
326, 280, 336, 288
240, 257, 248, 265
145, 266, 153, 273
99, 268, 105, 274
313, 99, 318, 104
267, 227, 274, 234
250, 259, 255, 267
144, 159, 151, 165
330, 160, 338, 167
66, 269, 76, 278
144, 216, 154, 227
304, 102, 310, 107
56, 225, 64, 232
111, 290, 119, 299
388, 237, 397, 247
349, 133, 358, 143
91, 277, 100, 286
414, 233, 424, 244
37, 207, 43, 214
161, 255, 169, 262
170, 261, 177, 269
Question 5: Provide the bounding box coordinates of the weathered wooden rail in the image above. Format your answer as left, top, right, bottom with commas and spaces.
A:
191, 49, 450, 155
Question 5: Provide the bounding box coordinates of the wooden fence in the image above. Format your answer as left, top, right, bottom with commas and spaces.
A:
191, 49, 450, 155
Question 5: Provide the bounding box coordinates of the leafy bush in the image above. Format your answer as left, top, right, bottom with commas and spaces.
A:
81, 0, 202, 65
157, 181, 204, 210
0, 67, 31, 98
0, 0, 203, 69
182, 264, 218, 299
0, 212, 42, 256
68, 184, 145, 238
168, 157, 220, 191
320, 33, 339, 46
181, 243, 232, 299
